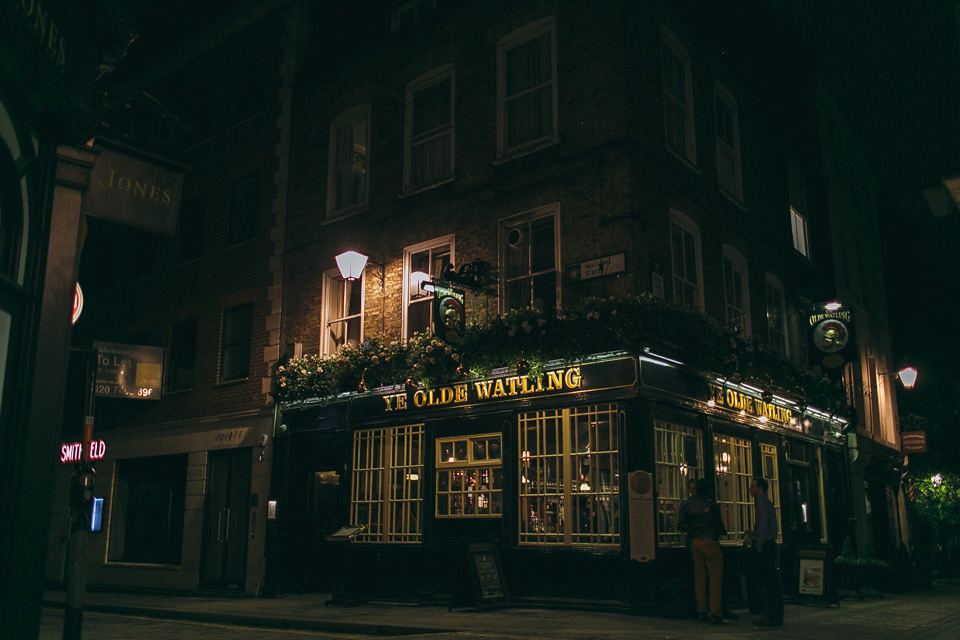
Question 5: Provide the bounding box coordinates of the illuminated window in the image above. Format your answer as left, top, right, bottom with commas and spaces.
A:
436, 434, 502, 517
655, 420, 704, 546
497, 17, 558, 157
403, 237, 453, 340
405, 65, 454, 192
500, 205, 559, 312
714, 82, 742, 201
661, 27, 697, 164
321, 268, 364, 356
788, 162, 811, 258
722, 245, 750, 338
518, 404, 619, 546
760, 443, 783, 543
714, 434, 753, 545
351, 424, 424, 543
790, 207, 810, 258
669, 210, 702, 309
327, 105, 370, 217
764, 274, 788, 356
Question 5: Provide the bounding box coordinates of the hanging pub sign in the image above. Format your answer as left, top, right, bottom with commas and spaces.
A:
433, 282, 465, 343
83, 140, 187, 237
93, 341, 164, 400
901, 431, 927, 453
807, 302, 858, 369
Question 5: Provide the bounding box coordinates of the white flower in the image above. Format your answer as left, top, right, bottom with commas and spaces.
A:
371, 356, 379, 364
426, 345, 434, 353
611, 310, 618, 316
278, 365, 285, 372
445, 346, 453, 354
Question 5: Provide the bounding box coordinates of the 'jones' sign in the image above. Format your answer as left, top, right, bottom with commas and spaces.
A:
84, 144, 186, 236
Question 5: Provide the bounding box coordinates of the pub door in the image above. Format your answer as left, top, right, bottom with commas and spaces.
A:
200, 448, 251, 590
301, 469, 341, 591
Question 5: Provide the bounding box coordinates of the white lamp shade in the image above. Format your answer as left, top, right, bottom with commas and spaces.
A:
335, 251, 368, 281
898, 367, 918, 389
409, 271, 431, 297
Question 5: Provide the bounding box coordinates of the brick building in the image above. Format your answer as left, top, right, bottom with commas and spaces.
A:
269, 0, 899, 610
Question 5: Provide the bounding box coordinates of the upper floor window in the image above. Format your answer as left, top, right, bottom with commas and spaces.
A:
722, 245, 750, 338
176, 195, 205, 264
788, 162, 811, 258
403, 236, 453, 340
497, 17, 558, 158
714, 82, 742, 200
405, 66, 454, 192
168, 318, 198, 392
790, 207, 810, 258
229, 172, 259, 245
220, 303, 253, 382
234, 54, 267, 124
322, 269, 364, 356
669, 210, 702, 309
327, 105, 370, 217
500, 205, 559, 312
660, 28, 696, 164
764, 274, 788, 356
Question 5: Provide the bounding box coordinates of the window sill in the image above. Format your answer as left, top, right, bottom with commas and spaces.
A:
215, 377, 249, 388
719, 188, 747, 211
665, 148, 700, 174
323, 203, 370, 225
492, 135, 561, 165
399, 176, 456, 198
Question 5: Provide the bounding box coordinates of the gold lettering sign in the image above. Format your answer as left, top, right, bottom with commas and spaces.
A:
707, 383, 794, 425
808, 310, 852, 325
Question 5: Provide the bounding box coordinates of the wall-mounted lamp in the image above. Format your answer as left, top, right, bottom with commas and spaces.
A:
335, 250, 368, 281
881, 366, 919, 390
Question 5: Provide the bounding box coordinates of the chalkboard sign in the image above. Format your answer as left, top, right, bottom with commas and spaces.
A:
793, 545, 838, 606
464, 541, 508, 607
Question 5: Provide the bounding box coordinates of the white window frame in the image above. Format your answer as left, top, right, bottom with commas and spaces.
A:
496, 16, 559, 159
321, 268, 365, 356
721, 245, 751, 338
760, 443, 783, 543
714, 434, 754, 545
764, 273, 788, 356
654, 419, 704, 547
401, 235, 455, 340
790, 206, 810, 258
403, 65, 455, 193
351, 424, 424, 543
435, 433, 503, 518
668, 210, 704, 310
518, 404, 620, 547
713, 81, 743, 201
499, 204, 561, 313
660, 27, 697, 165
326, 104, 370, 218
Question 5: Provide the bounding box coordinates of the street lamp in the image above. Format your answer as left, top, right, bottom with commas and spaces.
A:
897, 367, 918, 390
335, 250, 368, 281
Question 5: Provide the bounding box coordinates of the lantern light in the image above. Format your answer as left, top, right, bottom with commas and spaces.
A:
335, 251, 368, 281
897, 367, 918, 390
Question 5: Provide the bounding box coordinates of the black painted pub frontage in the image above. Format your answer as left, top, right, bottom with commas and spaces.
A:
266, 351, 846, 611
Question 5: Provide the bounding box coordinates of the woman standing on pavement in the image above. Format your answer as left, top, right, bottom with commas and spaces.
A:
678, 478, 728, 624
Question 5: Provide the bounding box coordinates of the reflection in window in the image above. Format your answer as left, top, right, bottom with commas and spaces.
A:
518, 404, 619, 546
655, 420, 703, 546
322, 270, 363, 355
405, 240, 452, 339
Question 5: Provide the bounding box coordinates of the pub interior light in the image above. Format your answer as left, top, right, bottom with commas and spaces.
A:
335, 250, 368, 281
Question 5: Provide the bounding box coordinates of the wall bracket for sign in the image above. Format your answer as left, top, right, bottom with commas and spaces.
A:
449, 539, 509, 611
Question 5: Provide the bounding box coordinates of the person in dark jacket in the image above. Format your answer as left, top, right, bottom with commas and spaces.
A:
678, 478, 727, 624
749, 476, 783, 626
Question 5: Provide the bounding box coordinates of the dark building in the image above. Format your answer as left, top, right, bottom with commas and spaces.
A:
266, 0, 903, 610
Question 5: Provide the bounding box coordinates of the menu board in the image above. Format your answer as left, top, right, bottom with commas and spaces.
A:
465, 541, 507, 606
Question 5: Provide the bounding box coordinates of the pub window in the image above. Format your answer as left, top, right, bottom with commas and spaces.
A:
403, 237, 453, 340
351, 424, 424, 543
107, 454, 187, 565
714, 434, 753, 545
518, 404, 619, 546
760, 443, 783, 543
500, 204, 559, 313
655, 419, 704, 546
436, 433, 502, 517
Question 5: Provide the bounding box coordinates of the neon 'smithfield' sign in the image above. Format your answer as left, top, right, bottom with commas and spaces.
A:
60, 440, 106, 464
707, 383, 794, 425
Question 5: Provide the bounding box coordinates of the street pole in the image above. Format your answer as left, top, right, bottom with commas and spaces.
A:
63, 348, 97, 640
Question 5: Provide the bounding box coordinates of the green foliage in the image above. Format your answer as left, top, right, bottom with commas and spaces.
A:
275, 295, 847, 411
910, 473, 960, 541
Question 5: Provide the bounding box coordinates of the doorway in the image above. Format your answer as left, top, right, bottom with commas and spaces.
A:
201, 448, 251, 590
301, 469, 341, 591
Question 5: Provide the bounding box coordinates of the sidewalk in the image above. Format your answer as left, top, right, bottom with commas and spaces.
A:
42, 581, 960, 640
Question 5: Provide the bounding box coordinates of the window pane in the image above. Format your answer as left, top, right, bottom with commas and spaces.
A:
413, 78, 451, 136
169, 318, 198, 391
175, 196, 205, 264
221, 304, 252, 381
333, 114, 368, 210
229, 173, 259, 244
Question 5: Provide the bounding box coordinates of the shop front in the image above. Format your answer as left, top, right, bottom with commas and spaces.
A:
271, 350, 846, 611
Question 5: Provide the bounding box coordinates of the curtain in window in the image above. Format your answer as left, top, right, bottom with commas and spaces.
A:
411, 78, 452, 187
505, 32, 553, 149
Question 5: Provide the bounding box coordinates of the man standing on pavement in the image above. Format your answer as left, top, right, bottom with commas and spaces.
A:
678, 478, 727, 624
749, 477, 783, 627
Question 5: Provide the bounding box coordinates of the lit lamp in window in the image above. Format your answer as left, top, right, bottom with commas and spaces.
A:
335, 250, 368, 281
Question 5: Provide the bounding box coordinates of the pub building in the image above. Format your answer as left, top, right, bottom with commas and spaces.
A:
269, 347, 845, 609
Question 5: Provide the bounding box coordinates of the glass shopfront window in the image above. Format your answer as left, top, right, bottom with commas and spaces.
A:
714, 434, 753, 545
436, 433, 503, 517
518, 404, 619, 546
760, 443, 783, 543
654, 412, 704, 547
350, 424, 423, 543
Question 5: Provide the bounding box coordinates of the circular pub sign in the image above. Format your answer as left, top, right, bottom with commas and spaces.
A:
72, 283, 83, 325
